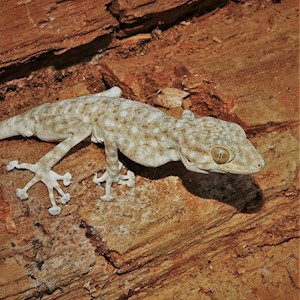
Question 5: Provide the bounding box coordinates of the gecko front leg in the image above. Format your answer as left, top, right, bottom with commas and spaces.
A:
93, 143, 135, 201
7, 130, 90, 215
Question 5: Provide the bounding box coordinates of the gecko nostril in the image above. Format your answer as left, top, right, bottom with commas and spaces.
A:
257, 160, 265, 169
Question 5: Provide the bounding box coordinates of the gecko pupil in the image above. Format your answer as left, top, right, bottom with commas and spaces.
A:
211, 147, 230, 164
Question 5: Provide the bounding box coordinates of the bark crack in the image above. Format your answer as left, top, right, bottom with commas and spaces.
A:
80, 220, 121, 270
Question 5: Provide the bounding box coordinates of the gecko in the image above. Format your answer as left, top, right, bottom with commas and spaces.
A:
0, 86, 265, 216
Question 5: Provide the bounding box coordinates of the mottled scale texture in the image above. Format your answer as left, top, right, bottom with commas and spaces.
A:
0, 87, 265, 216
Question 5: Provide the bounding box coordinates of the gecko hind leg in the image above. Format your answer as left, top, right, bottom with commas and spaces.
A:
6, 130, 90, 215
7, 160, 72, 215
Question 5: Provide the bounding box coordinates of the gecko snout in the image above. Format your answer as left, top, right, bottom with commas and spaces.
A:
257, 158, 265, 171
252, 154, 265, 173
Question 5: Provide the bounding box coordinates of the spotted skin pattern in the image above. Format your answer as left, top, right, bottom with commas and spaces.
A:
0, 87, 265, 215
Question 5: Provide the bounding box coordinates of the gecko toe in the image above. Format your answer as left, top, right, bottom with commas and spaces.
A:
7, 160, 19, 171
118, 170, 136, 187
63, 172, 72, 186
100, 194, 114, 201
16, 188, 29, 200
127, 180, 135, 188
93, 170, 109, 184
60, 193, 70, 205
48, 206, 62, 216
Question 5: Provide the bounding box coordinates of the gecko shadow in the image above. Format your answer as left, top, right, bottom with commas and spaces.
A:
122, 158, 265, 214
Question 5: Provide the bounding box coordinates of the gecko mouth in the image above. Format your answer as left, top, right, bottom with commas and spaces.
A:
208, 168, 226, 174
213, 164, 265, 175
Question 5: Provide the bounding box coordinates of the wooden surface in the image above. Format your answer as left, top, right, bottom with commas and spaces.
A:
0, 0, 299, 299
0, 0, 226, 78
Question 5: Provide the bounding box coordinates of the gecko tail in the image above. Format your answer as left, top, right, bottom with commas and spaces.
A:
0, 117, 20, 140
0, 114, 34, 140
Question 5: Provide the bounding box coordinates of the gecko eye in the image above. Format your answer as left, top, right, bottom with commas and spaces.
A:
211, 147, 231, 164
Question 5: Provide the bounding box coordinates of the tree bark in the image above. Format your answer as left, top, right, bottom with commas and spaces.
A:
0, 0, 298, 299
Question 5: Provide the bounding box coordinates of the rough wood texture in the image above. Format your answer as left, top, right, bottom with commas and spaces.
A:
110, 0, 225, 35
0, 0, 299, 299
0, 0, 226, 79
0, 0, 117, 69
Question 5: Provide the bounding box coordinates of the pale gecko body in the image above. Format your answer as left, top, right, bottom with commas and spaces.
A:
0, 87, 265, 215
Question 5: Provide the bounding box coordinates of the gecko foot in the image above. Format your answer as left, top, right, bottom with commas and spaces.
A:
7, 160, 72, 215
93, 166, 135, 202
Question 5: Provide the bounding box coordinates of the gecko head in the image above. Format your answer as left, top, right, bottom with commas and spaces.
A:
176, 117, 265, 175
